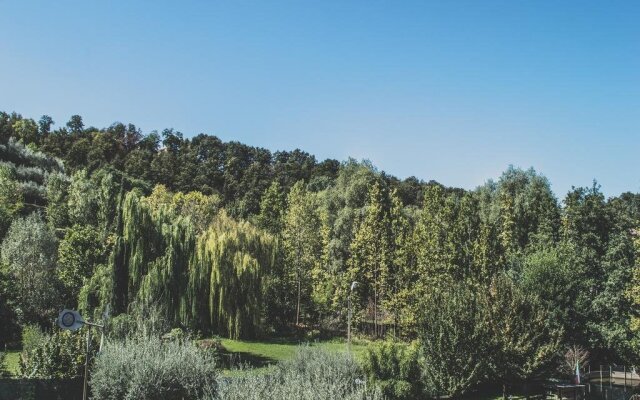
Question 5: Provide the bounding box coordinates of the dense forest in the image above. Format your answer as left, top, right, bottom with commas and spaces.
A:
1, 110, 639, 395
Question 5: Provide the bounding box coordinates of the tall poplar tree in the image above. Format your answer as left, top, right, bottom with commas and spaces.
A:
386, 188, 412, 334
348, 181, 392, 337
257, 181, 286, 235
282, 181, 321, 326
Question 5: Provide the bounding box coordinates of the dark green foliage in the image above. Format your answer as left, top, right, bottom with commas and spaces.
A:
66, 115, 84, 134
0, 269, 21, 346
484, 276, 562, 382
362, 341, 422, 399
417, 277, 562, 396
418, 279, 492, 397
38, 115, 54, 136
257, 180, 286, 235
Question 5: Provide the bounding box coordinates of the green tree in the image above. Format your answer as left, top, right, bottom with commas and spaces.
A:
402, 185, 462, 332
57, 224, 107, 306
66, 115, 84, 134
627, 231, 640, 361
385, 188, 413, 335
348, 181, 391, 337
67, 169, 100, 226
45, 172, 70, 233
418, 279, 491, 398
0, 165, 23, 239
189, 211, 277, 338
561, 183, 614, 357
142, 184, 221, 233
0, 213, 60, 325
257, 180, 286, 235
485, 276, 562, 382
520, 244, 576, 339
38, 115, 54, 136
283, 181, 322, 325
0, 269, 20, 345
12, 119, 39, 145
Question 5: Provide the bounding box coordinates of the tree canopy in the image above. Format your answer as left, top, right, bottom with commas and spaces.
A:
1, 110, 639, 392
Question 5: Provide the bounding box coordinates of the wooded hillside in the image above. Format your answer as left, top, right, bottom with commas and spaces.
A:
1, 110, 639, 375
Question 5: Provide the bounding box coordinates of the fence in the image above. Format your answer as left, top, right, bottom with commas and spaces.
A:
584, 365, 640, 384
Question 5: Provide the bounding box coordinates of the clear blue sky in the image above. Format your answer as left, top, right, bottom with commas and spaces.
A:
1, 1, 638, 197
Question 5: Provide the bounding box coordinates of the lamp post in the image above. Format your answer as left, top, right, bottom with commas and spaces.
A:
57, 309, 105, 400
347, 281, 358, 349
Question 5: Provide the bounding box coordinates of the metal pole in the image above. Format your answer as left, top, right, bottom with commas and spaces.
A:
347, 291, 351, 348
600, 364, 602, 394
83, 325, 91, 400
347, 282, 357, 350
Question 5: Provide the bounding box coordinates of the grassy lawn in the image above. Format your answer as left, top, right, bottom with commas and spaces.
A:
3, 351, 20, 377
216, 337, 369, 375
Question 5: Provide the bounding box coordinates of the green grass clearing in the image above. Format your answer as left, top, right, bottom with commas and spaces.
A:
216, 337, 369, 376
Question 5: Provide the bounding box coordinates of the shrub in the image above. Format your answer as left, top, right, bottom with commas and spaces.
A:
0, 352, 8, 378
417, 281, 492, 398
21, 324, 47, 353
163, 327, 186, 342
103, 306, 171, 340
417, 277, 561, 397
362, 340, 422, 399
216, 347, 382, 400
19, 329, 88, 379
90, 335, 218, 400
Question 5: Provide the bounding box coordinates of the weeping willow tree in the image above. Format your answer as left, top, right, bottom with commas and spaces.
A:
106, 191, 195, 326
188, 211, 277, 339
84, 190, 276, 339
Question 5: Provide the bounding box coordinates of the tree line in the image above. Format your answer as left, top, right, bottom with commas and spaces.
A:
1, 111, 640, 392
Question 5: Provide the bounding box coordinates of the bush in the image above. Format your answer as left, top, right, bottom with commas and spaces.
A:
216, 347, 381, 400
417, 281, 492, 398
21, 324, 47, 353
163, 327, 186, 342
417, 277, 561, 397
0, 352, 8, 377
362, 340, 422, 399
19, 329, 89, 379
104, 306, 171, 340
105, 313, 137, 339
90, 335, 218, 400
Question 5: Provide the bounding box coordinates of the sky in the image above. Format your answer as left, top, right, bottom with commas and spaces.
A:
1, 1, 638, 198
